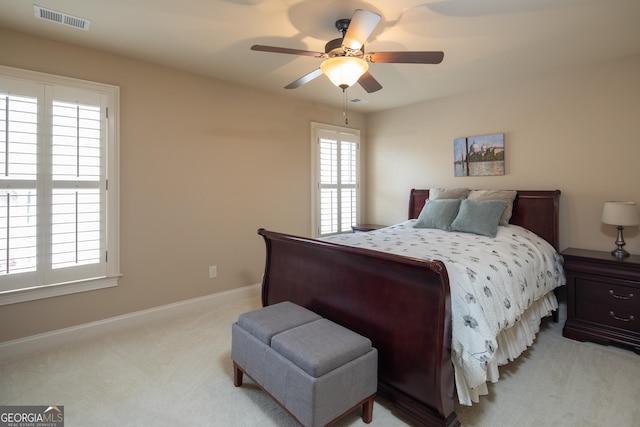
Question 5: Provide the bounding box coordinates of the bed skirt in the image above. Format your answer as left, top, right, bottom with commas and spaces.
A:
454, 291, 558, 405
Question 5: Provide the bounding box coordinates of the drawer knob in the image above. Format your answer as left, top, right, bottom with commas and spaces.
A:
609, 311, 635, 322
609, 290, 634, 300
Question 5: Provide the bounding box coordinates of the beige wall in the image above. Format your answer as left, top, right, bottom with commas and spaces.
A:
365, 53, 640, 255
0, 28, 365, 342
3, 25, 639, 344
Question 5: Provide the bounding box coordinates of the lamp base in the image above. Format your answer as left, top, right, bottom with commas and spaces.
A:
612, 225, 630, 258
611, 247, 630, 258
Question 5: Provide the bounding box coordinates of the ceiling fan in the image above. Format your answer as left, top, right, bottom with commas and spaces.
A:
251, 9, 444, 93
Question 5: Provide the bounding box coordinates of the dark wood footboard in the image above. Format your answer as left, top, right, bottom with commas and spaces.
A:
258, 229, 460, 427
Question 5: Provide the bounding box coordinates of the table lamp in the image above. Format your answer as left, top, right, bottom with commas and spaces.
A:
601, 201, 640, 258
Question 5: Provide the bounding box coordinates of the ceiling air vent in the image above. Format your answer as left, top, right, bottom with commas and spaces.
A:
33, 5, 91, 30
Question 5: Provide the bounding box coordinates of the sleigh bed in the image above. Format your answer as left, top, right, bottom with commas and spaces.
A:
258, 189, 563, 427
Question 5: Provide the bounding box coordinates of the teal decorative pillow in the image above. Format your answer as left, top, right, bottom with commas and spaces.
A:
450, 199, 508, 237
467, 190, 517, 225
414, 198, 462, 231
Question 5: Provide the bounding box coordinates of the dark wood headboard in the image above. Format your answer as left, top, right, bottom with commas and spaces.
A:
408, 189, 561, 250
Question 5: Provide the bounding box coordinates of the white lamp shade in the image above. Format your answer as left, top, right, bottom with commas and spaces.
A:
602, 201, 640, 226
320, 57, 369, 89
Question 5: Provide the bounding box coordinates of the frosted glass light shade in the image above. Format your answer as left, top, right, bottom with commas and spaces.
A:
320, 57, 369, 89
602, 201, 640, 226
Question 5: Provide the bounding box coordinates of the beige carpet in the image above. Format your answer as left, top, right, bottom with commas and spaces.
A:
1, 293, 638, 426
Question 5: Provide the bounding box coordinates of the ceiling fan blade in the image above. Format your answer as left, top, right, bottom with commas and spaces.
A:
358, 71, 382, 93
284, 68, 323, 89
342, 9, 381, 51
251, 45, 324, 58
367, 51, 444, 64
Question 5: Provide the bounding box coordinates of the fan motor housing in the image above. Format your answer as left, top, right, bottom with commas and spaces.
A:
335, 18, 351, 34
324, 38, 364, 58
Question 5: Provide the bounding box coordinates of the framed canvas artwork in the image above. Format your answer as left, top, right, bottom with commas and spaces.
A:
454, 133, 505, 176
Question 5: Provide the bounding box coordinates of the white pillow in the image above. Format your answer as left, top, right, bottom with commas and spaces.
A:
429, 188, 470, 200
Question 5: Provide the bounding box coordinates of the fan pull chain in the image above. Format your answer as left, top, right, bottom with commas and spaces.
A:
342, 87, 349, 125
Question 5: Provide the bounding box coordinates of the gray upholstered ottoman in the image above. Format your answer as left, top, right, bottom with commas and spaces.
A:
231, 301, 378, 426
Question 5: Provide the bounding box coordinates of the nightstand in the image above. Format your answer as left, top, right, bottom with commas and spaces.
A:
351, 224, 386, 233
562, 248, 640, 353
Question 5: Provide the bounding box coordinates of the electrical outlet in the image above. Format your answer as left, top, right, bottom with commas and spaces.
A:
209, 265, 217, 279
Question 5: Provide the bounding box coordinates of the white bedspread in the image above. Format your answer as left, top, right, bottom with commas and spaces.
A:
324, 221, 565, 405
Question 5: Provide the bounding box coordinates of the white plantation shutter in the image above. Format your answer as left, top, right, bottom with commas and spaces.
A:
1, 93, 38, 277
50, 99, 103, 276
340, 140, 357, 232
0, 67, 119, 304
312, 123, 360, 237
319, 138, 338, 234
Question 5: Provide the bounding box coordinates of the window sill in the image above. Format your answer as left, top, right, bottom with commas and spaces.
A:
0, 275, 121, 306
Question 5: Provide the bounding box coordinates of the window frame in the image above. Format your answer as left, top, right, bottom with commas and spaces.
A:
0, 65, 120, 306
310, 122, 361, 238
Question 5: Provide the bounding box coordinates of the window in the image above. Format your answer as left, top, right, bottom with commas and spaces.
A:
0, 66, 119, 305
311, 122, 360, 237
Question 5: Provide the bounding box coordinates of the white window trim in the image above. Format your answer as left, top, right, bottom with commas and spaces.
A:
310, 122, 361, 238
0, 65, 120, 306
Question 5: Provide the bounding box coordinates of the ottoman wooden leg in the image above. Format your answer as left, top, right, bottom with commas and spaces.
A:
362, 394, 375, 424
233, 361, 243, 387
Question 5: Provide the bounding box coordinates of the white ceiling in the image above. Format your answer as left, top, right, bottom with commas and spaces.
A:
2, 0, 640, 113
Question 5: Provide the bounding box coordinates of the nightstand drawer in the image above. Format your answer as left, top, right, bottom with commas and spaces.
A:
574, 277, 639, 309
575, 300, 639, 333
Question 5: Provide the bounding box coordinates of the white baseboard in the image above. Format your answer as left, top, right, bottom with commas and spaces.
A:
0, 283, 261, 363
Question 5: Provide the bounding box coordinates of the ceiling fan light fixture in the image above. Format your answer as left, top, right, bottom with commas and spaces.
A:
320, 57, 369, 90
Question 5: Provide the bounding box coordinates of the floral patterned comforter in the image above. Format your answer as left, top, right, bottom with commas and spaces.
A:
324, 220, 565, 404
